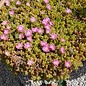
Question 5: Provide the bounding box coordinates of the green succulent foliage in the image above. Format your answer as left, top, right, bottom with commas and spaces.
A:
0, 0, 86, 81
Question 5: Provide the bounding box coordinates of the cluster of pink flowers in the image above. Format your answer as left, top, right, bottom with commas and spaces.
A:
40, 41, 56, 52
32, 27, 44, 34
25, 29, 32, 42
40, 41, 50, 52
6, 0, 30, 7
52, 60, 71, 68
25, 27, 43, 42
17, 24, 44, 49
16, 42, 32, 50
43, 0, 52, 10
42, 17, 53, 34
8, 0, 22, 16
0, 0, 72, 69
0, 21, 10, 41
16, 25, 33, 50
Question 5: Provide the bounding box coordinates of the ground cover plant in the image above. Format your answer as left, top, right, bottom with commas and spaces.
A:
0, 0, 86, 81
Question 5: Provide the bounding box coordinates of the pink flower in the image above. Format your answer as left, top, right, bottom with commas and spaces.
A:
37, 28, 44, 34
65, 8, 72, 13
61, 38, 66, 42
49, 44, 56, 51
52, 60, 60, 66
46, 28, 51, 34
44, 24, 51, 29
27, 60, 34, 66
32, 27, 38, 33
0, 34, 8, 41
27, 36, 32, 42
1, 21, 8, 26
40, 41, 48, 47
16, 0, 21, 5
40, 11, 45, 14
5, 0, 10, 6
16, 42, 23, 49
4, 29, 10, 35
60, 47, 65, 54
9, 8, 14, 15
46, 4, 52, 10
26, 2, 30, 6
17, 25, 24, 32
25, 29, 32, 37
30, 17, 36, 22
24, 42, 32, 49
43, 0, 49, 4
42, 17, 50, 25
42, 45, 50, 53
19, 33, 24, 40
50, 33, 57, 40
65, 61, 71, 68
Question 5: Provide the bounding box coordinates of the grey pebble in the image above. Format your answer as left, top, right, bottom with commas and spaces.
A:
66, 75, 86, 86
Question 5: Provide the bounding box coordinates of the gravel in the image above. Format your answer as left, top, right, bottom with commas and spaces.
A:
66, 75, 86, 86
